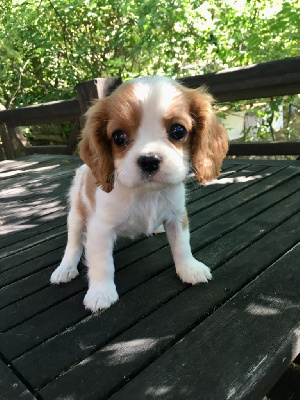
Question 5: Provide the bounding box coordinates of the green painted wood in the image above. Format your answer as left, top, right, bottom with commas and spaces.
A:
0, 214, 67, 253
38, 215, 300, 400
0, 359, 37, 400
0, 99, 80, 127
3, 186, 299, 313
0, 163, 252, 269
224, 158, 300, 167
228, 141, 300, 156
0, 230, 67, 275
0, 169, 74, 198
0, 155, 299, 399
0, 155, 78, 173
0, 168, 298, 339
107, 243, 300, 400
0, 265, 85, 333
0, 156, 82, 184
6, 188, 300, 386
0, 248, 65, 288
179, 56, 300, 101
0, 175, 73, 205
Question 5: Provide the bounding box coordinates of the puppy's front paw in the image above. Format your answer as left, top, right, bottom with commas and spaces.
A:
83, 283, 119, 312
176, 259, 212, 284
51, 265, 79, 284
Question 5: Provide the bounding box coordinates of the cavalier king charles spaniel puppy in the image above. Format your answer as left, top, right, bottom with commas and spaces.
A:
50, 76, 228, 312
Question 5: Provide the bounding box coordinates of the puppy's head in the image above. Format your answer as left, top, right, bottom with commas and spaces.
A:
79, 76, 228, 192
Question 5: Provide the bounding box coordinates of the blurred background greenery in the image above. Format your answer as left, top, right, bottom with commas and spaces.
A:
1, 0, 299, 146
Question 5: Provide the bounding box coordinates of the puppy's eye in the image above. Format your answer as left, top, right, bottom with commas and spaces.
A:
112, 130, 129, 146
168, 124, 187, 141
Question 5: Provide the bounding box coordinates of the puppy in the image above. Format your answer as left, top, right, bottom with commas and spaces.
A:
51, 76, 228, 312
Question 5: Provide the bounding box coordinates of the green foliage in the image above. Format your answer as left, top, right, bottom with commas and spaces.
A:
1, 0, 299, 109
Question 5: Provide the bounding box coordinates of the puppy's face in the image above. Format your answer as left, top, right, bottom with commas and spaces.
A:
79, 77, 228, 192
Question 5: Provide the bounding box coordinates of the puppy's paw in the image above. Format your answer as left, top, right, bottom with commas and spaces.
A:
50, 265, 79, 284
176, 259, 212, 285
83, 283, 119, 312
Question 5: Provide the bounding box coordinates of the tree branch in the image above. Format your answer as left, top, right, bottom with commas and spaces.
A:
7, 59, 30, 108
48, 0, 82, 75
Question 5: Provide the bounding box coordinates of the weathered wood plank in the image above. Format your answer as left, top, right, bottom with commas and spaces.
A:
0, 173, 73, 205
0, 155, 299, 400
0, 99, 80, 127
228, 142, 300, 156
0, 154, 75, 173
24, 145, 69, 155
38, 216, 300, 400
0, 232, 67, 275
4, 174, 299, 378
224, 158, 300, 167
0, 222, 67, 262
0, 156, 81, 188
0, 165, 293, 309
3, 172, 297, 311
0, 214, 67, 259
197, 190, 300, 267
179, 56, 300, 101
0, 163, 249, 255
0, 248, 65, 289
0, 156, 81, 180
186, 165, 277, 216
107, 243, 300, 400
16, 212, 297, 394
1, 199, 67, 228
0, 167, 298, 328
0, 359, 37, 400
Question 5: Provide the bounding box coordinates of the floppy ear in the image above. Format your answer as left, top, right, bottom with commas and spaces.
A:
78, 98, 115, 193
189, 88, 228, 183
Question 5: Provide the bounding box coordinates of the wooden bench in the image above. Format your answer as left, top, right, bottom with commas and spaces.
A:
0, 154, 299, 399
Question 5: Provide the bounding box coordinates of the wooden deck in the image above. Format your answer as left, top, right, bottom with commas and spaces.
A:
0, 155, 299, 400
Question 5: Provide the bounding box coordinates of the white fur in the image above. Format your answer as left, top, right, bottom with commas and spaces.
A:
51, 77, 213, 312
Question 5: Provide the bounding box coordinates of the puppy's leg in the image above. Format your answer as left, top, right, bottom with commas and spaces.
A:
83, 215, 118, 312
164, 209, 212, 284
51, 207, 83, 284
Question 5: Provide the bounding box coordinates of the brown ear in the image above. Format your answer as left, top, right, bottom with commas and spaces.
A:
78, 98, 115, 193
188, 88, 228, 183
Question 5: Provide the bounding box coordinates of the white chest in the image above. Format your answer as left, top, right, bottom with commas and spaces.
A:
114, 186, 184, 238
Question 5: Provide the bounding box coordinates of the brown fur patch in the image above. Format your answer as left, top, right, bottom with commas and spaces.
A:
79, 82, 143, 192
181, 86, 229, 183
106, 82, 142, 160
79, 98, 114, 193
85, 167, 97, 207
75, 167, 97, 220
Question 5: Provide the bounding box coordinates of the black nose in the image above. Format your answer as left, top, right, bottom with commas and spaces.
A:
137, 154, 162, 174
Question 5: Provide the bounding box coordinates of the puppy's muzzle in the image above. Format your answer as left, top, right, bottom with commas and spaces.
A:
137, 154, 162, 175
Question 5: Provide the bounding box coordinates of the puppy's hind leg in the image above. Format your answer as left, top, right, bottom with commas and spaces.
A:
51, 206, 84, 284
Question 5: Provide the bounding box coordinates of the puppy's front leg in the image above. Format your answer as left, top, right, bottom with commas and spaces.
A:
164, 210, 212, 284
83, 215, 118, 312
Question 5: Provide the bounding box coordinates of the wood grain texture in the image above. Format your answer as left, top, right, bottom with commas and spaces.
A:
0, 155, 299, 399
